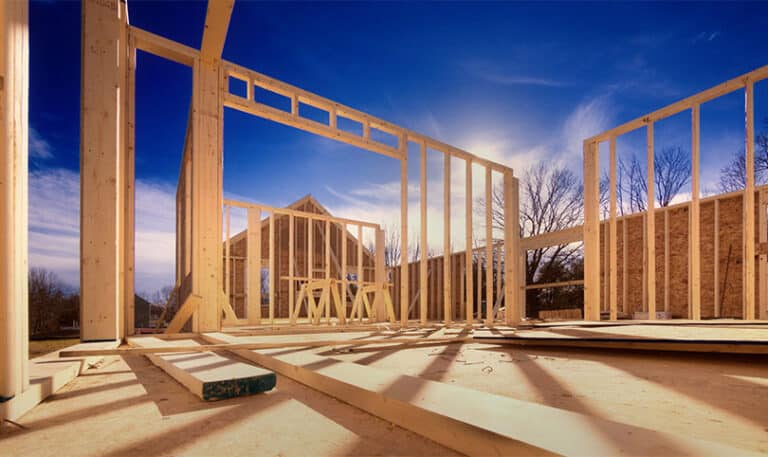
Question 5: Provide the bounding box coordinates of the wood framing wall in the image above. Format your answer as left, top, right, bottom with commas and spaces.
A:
598, 188, 768, 319
584, 64, 768, 321
223, 196, 375, 319
0, 0, 30, 405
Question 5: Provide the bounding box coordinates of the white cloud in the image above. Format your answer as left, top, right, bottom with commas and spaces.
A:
29, 167, 178, 294
29, 127, 53, 159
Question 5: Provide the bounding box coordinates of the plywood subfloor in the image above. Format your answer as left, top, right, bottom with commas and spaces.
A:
0, 353, 457, 457
322, 332, 768, 455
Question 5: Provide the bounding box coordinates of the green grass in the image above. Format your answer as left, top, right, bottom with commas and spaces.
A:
29, 338, 80, 358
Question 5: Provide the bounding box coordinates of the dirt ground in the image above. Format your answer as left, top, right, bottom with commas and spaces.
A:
0, 354, 458, 457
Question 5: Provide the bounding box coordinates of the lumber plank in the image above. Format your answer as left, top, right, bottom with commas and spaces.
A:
127, 337, 275, 401
202, 332, 756, 457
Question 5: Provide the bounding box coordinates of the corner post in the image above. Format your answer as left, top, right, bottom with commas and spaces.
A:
583, 140, 601, 320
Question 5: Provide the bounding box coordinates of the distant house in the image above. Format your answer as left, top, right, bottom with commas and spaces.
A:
224, 195, 375, 319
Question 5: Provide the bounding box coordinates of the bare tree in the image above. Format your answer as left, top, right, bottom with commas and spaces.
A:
381, 225, 401, 268
614, 146, 690, 211
719, 127, 768, 192
29, 267, 65, 335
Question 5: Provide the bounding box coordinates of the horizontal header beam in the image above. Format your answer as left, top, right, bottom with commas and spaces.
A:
128, 25, 513, 173
588, 64, 768, 144
224, 199, 380, 229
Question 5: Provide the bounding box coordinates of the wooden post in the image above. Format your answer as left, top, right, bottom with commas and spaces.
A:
664, 209, 669, 313
690, 104, 702, 320
759, 190, 767, 320
0, 0, 29, 404
609, 137, 618, 320
308, 217, 314, 282
744, 81, 756, 320
357, 224, 364, 319
247, 208, 261, 325
443, 153, 452, 325
622, 219, 628, 314
714, 200, 720, 318
400, 151, 409, 325
269, 212, 275, 324
646, 123, 656, 320
504, 171, 521, 325
225, 205, 231, 303
466, 160, 474, 325
124, 35, 136, 337
288, 214, 295, 322
81, 0, 129, 340
341, 222, 348, 318
325, 219, 331, 322
420, 142, 428, 326
583, 141, 601, 320
374, 228, 386, 321
485, 166, 493, 325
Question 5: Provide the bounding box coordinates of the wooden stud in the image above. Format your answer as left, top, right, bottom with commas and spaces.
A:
400, 151, 409, 326
714, 200, 720, 318
247, 208, 261, 325
646, 123, 656, 320
759, 190, 768, 320
609, 137, 618, 320
622, 220, 628, 314
80, 0, 128, 341
0, 0, 29, 404
341, 223, 348, 319
289, 214, 295, 322
374, 228, 387, 321
443, 154, 452, 324
690, 104, 702, 320
325, 219, 331, 322
485, 166, 493, 325
124, 35, 136, 337
744, 81, 756, 320
466, 160, 474, 325
664, 208, 670, 313
420, 142, 428, 325
269, 212, 275, 324
225, 205, 231, 303
583, 141, 601, 320
504, 172, 521, 324
642, 213, 648, 313
358, 225, 364, 322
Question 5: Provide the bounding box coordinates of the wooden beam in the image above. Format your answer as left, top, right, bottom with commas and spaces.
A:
622, 220, 628, 314
690, 104, 702, 320
745, 81, 756, 320
714, 200, 721, 318
128, 337, 275, 401
400, 151, 409, 325
225, 205, 231, 303
504, 172, 521, 324
289, 214, 295, 322
199, 0, 234, 58
124, 36, 136, 337
420, 143, 428, 325
247, 208, 261, 325
443, 154, 452, 325
466, 160, 474, 325
664, 208, 670, 313
357, 225, 364, 320
341, 222, 348, 319
646, 123, 656, 320
583, 141, 600, 320
609, 138, 618, 320
374, 228, 387, 321
587, 64, 768, 144
325, 219, 331, 322
129, 26, 196, 67
760, 190, 768, 320
68, 335, 473, 357
80, 0, 128, 341
485, 167, 494, 325
0, 0, 29, 404
225, 198, 379, 229
269, 211, 276, 324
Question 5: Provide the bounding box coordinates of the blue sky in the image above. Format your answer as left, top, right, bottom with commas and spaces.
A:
28, 1, 768, 295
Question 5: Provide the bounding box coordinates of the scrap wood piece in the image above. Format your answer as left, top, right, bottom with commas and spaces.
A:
201, 332, 757, 457
127, 337, 276, 401
59, 335, 472, 358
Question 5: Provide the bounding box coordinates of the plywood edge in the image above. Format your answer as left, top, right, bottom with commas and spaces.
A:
127, 336, 276, 401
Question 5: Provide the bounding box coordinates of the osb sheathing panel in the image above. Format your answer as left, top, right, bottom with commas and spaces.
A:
600, 192, 764, 319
